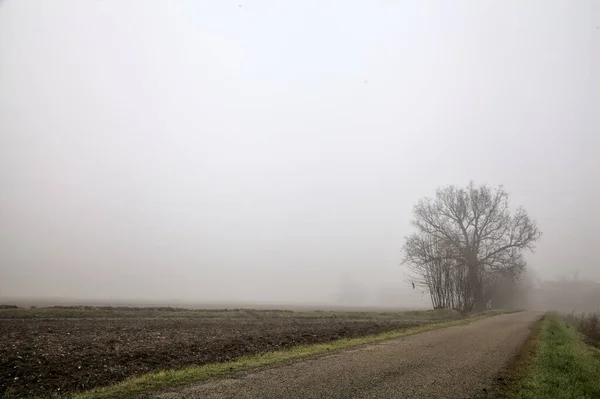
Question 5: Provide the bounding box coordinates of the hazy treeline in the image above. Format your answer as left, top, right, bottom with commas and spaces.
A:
531, 279, 600, 313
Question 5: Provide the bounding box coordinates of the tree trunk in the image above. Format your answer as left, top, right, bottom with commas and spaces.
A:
472, 283, 486, 312
467, 259, 487, 312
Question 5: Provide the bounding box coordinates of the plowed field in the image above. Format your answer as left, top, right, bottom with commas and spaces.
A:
0, 307, 454, 398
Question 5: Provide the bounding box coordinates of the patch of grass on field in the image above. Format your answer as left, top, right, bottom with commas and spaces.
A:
293, 307, 464, 321
0, 306, 465, 321
0, 305, 516, 323
507, 313, 600, 399
69, 310, 509, 399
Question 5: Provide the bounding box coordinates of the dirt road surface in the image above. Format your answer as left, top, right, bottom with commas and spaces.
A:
154, 311, 540, 399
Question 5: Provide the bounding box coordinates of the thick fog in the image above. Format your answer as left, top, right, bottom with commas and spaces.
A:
0, 1, 598, 307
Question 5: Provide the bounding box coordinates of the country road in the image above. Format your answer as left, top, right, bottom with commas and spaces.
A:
154, 311, 541, 399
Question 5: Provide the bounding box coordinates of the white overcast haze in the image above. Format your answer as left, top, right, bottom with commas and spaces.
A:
0, 1, 598, 307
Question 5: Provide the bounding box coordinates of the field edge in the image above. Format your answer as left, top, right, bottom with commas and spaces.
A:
69, 310, 515, 399
503, 312, 600, 399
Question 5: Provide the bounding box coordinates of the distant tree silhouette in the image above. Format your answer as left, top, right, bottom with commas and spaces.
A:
403, 182, 541, 312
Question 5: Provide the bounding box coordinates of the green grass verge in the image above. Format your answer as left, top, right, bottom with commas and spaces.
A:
507, 313, 600, 399
70, 310, 512, 399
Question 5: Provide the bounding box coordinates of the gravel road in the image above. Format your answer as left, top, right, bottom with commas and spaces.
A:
154, 311, 540, 399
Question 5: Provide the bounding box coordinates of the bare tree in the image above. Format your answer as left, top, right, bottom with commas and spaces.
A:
403, 182, 541, 312
404, 233, 473, 311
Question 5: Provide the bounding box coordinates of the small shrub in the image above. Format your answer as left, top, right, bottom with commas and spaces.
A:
567, 311, 600, 348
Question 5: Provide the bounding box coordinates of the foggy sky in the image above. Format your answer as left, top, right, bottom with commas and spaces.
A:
0, 1, 598, 306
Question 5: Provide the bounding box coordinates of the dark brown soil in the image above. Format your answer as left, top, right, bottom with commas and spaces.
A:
0, 307, 432, 398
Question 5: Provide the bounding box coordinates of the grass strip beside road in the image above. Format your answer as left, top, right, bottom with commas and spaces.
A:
507, 313, 600, 399
71, 309, 512, 399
